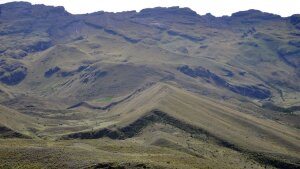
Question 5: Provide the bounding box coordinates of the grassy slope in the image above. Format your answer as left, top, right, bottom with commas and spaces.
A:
0, 83, 298, 168
0, 105, 42, 138
99, 83, 300, 153
0, 3, 300, 168
0, 138, 270, 169
0, 82, 298, 168
63, 83, 300, 167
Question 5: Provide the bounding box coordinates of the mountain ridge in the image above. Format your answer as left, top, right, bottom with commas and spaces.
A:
0, 1, 300, 168
1, 1, 299, 18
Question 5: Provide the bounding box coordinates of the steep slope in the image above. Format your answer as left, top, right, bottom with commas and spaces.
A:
65, 83, 300, 168
1, 83, 297, 168
0, 105, 43, 138
0, 2, 300, 169
0, 2, 300, 107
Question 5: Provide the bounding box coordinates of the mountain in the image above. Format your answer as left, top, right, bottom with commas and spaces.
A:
0, 2, 299, 169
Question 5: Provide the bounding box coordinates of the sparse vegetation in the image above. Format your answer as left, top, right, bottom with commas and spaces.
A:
0, 2, 299, 169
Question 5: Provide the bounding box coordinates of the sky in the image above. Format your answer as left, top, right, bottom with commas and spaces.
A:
0, 0, 299, 17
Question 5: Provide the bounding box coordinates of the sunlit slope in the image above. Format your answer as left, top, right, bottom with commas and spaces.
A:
66, 83, 300, 162
0, 105, 44, 138
1, 2, 300, 107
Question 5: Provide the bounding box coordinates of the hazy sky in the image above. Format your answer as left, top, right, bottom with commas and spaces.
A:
0, 0, 299, 17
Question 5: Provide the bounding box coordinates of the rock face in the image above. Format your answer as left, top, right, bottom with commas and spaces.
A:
231, 10, 281, 20
221, 68, 234, 77
228, 85, 271, 100
178, 65, 271, 99
0, 126, 29, 138
24, 41, 52, 53
167, 30, 206, 42
290, 14, 300, 25
0, 60, 27, 85
44, 65, 91, 78
137, 6, 198, 18
0, 2, 69, 19
277, 46, 300, 68
79, 67, 108, 84
0, 2, 299, 102
44, 66, 61, 78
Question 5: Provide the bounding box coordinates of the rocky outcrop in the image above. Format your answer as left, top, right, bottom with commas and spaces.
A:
241, 27, 257, 38
79, 66, 107, 83
24, 40, 52, 53
167, 30, 205, 42
0, 60, 27, 85
290, 14, 300, 29
0, 125, 29, 138
84, 22, 140, 43
231, 10, 281, 21
177, 47, 189, 54
137, 6, 198, 18
59, 65, 89, 77
45, 64, 108, 84
221, 68, 234, 77
253, 32, 275, 42
1, 49, 27, 59
0, 2, 70, 19
0, 28, 32, 36
44, 65, 90, 78
178, 65, 271, 99
262, 102, 300, 113
277, 46, 300, 68
237, 41, 259, 47
44, 66, 61, 78
178, 65, 210, 78
0, 40, 52, 59
228, 85, 271, 100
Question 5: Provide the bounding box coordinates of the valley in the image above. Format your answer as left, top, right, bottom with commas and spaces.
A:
0, 2, 299, 168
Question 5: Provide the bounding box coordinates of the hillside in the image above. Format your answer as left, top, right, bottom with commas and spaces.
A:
0, 2, 299, 169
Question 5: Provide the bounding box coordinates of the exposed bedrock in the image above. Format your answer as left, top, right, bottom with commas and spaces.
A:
0, 126, 30, 138
177, 65, 271, 99
0, 60, 27, 85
